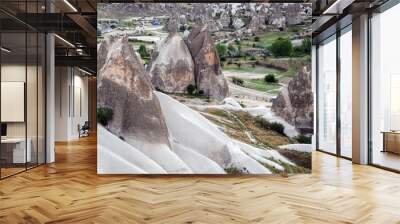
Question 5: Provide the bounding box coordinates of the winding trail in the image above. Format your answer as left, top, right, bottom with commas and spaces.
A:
223, 70, 276, 101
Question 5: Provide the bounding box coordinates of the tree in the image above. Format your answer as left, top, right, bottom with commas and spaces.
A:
264, 74, 277, 83
237, 44, 242, 57
228, 44, 237, 57
216, 43, 228, 60
232, 77, 244, 86
97, 106, 114, 126
300, 38, 311, 54
138, 44, 149, 58
269, 37, 293, 57
186, 84, 196, 95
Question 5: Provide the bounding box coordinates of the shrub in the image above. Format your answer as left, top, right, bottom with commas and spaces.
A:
186, 84, 196, 95
250, 56, 256, 61
264, 74, 277, 83
269, 37, 293, 57
254, 36, 260, 42
97, 106, 114, 126
269, 122, 285, 135
232, 77, 244, 86
300, 38, 311, 54
255, 117, 285, 135
216, 43, 228, 59
138, 44, 149, 58
294, 134, 312, 144
224, 165, 249, 174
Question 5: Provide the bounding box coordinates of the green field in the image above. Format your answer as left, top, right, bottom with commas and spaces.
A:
223, 64, 281, 74
242, 32, 294, 49
245, 79, 281, 94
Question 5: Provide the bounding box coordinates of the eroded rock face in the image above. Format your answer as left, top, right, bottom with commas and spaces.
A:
186, 24, 229, 100
271, 67, 313, 134
148, 32, 195, 93
97, 34, 115, 75
97, 36, 170, 146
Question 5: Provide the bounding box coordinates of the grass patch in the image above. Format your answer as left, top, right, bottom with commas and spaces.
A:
245, 79, 281, 94
206, 109, 230, 118
170, 92, 210, 100
203, 109, 292, 148
202, 108, 309, 175
224, 165, 249, 175
278, 149, 312, 170
223, 64, 280, 74
255, 116, 285, 136
232, 112, 293, 148
242, 32, 294, 49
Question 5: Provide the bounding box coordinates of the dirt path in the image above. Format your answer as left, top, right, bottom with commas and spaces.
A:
223, 70, 276, 103
223, 70, 266, 79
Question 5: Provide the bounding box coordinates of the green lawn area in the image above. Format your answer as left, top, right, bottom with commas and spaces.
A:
278, 68, 297, 78
223, 64, 280, 74
245, 79, 281, 94
242, 32, 294, 49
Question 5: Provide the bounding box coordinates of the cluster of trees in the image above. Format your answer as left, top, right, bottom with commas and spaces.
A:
217, 37, 311, 62
216, 43, 244, 61
269, 37, 311, 58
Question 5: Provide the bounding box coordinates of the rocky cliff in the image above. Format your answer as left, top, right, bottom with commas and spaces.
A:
148, 32, 195, 93
186, 24, 229, 100
271, 67, 313, 134
97, 36, 171, 146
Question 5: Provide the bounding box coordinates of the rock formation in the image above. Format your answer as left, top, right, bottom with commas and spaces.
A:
186, 24, 229, 100
148, 32, 195, 93
271, 67, 313, 134
97, 36, 170, 147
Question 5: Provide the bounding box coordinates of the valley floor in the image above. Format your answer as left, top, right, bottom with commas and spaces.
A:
0, 135, 399, 223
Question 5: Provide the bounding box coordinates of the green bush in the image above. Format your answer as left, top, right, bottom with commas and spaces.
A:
269, 122, 285, 135
254, 36, 260, 42
97, 106, 114, 126
186, 84, 196, 95
138, 44, 149, 58
293, 38, 311, 57
264, 74, 277, 83
300, 38, 311, 54
294, 134, 312, 144
269, 37, 293, 57
255, 117, 285, 135
224, 165, 249, 174
216, 43, 228, 59
232, 77, 244, 86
